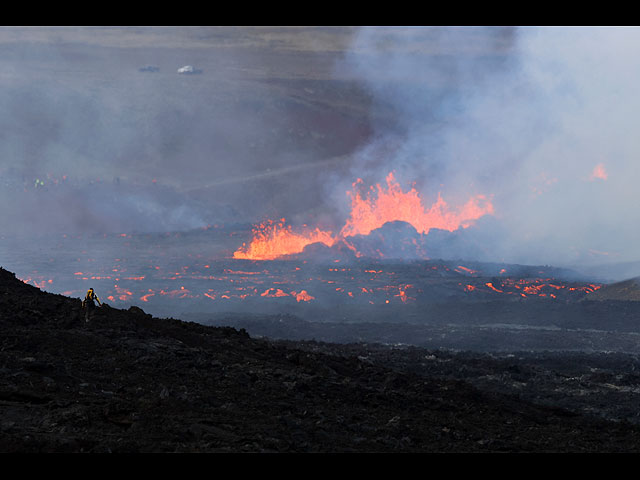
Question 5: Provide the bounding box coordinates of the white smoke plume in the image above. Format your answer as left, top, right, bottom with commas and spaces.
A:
328, 26, 640, 269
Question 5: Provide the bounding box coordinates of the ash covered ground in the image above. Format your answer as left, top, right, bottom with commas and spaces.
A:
4, 229, 640, 452
4, 263, 640, 453
5, 26, 640, 453
4, 226, 640, 357
0, 226, 627, 356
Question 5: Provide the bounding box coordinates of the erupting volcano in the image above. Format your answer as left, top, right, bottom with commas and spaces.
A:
233, 172, 495, 261
3, 171, 604, 320
233, 219, 337, 261
341, 172, 494, 238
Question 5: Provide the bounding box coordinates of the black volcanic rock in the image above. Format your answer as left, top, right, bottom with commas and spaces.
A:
345, 221, 428, 260
586, 277, 640, 301
3, 265, 640, 452
287, 239, 358, 262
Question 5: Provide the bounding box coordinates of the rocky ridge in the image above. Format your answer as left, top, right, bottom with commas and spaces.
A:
2, 266, 640, 452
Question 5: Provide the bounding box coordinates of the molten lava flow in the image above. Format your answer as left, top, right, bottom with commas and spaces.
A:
455, 265, 477, 275
340, 172, 494, 238
233, 172, 495, 261
140, 289, 155, 302
233, 218, 337, 261
19, 276, 54, 289
590, 163, 608, 181
224, 269, 263, 275
394, 284, 415, 303
292, 290, 315, 302
114, 285, 133, 301
260, 288, 289, 298
457, 278, 603, 299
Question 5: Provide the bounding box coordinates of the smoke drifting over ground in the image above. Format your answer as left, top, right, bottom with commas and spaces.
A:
330, 27, 640, 268
0, 27, 370, 234
1, 27, 640, 273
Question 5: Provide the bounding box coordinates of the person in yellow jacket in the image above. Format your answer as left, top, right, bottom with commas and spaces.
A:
82, 288, 102, 322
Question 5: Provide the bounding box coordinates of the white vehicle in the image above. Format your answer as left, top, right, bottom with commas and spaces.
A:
177, 65, 203, 74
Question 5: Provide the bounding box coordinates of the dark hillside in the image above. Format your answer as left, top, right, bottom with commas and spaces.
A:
2, 266, 640, 453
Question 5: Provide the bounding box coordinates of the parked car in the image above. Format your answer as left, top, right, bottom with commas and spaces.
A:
177, 65, 203, 74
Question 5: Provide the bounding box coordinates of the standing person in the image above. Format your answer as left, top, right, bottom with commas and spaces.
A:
82, 287, 102, 323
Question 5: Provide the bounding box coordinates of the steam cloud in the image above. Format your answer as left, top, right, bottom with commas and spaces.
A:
328, 26, 640, 268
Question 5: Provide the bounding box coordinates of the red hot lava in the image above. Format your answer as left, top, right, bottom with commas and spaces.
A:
233, 218, 337, 261
233, 172, 495, 261
17, 257, 603, 312
341, 172, 494, 238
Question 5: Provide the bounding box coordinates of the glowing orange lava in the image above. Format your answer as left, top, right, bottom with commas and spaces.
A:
590, 163, 608, 181
140, 290, 155, 302
391, 284, 415, 303
292, 290, 315, 302
455, 265, 477, 275
260, 288, 289, 298
340, 172, 494, 237
233, 172, 495, 261
233, 218, 337, 261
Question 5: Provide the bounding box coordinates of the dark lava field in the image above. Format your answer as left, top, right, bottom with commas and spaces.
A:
4, 264, 640, 453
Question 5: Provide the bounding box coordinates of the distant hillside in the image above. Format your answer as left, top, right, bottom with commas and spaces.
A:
584, 277, 640, 301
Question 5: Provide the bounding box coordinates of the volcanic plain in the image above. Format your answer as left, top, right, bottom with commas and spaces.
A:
4, 27, 640, 453
4, 262, 640, 453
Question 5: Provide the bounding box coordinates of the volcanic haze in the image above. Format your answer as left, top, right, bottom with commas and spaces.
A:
1, 26, 640, 275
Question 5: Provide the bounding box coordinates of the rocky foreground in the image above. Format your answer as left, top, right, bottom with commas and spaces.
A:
2, 266, 640, 453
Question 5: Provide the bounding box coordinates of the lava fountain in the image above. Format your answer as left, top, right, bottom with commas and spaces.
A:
232, 218, 337, 260
341, 172, 494, 238
233, 172, 495, 261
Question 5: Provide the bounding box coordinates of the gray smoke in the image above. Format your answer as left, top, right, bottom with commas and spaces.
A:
0, 27, 362, 235
2, 27, 640, 274
328, 26, 640, 269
